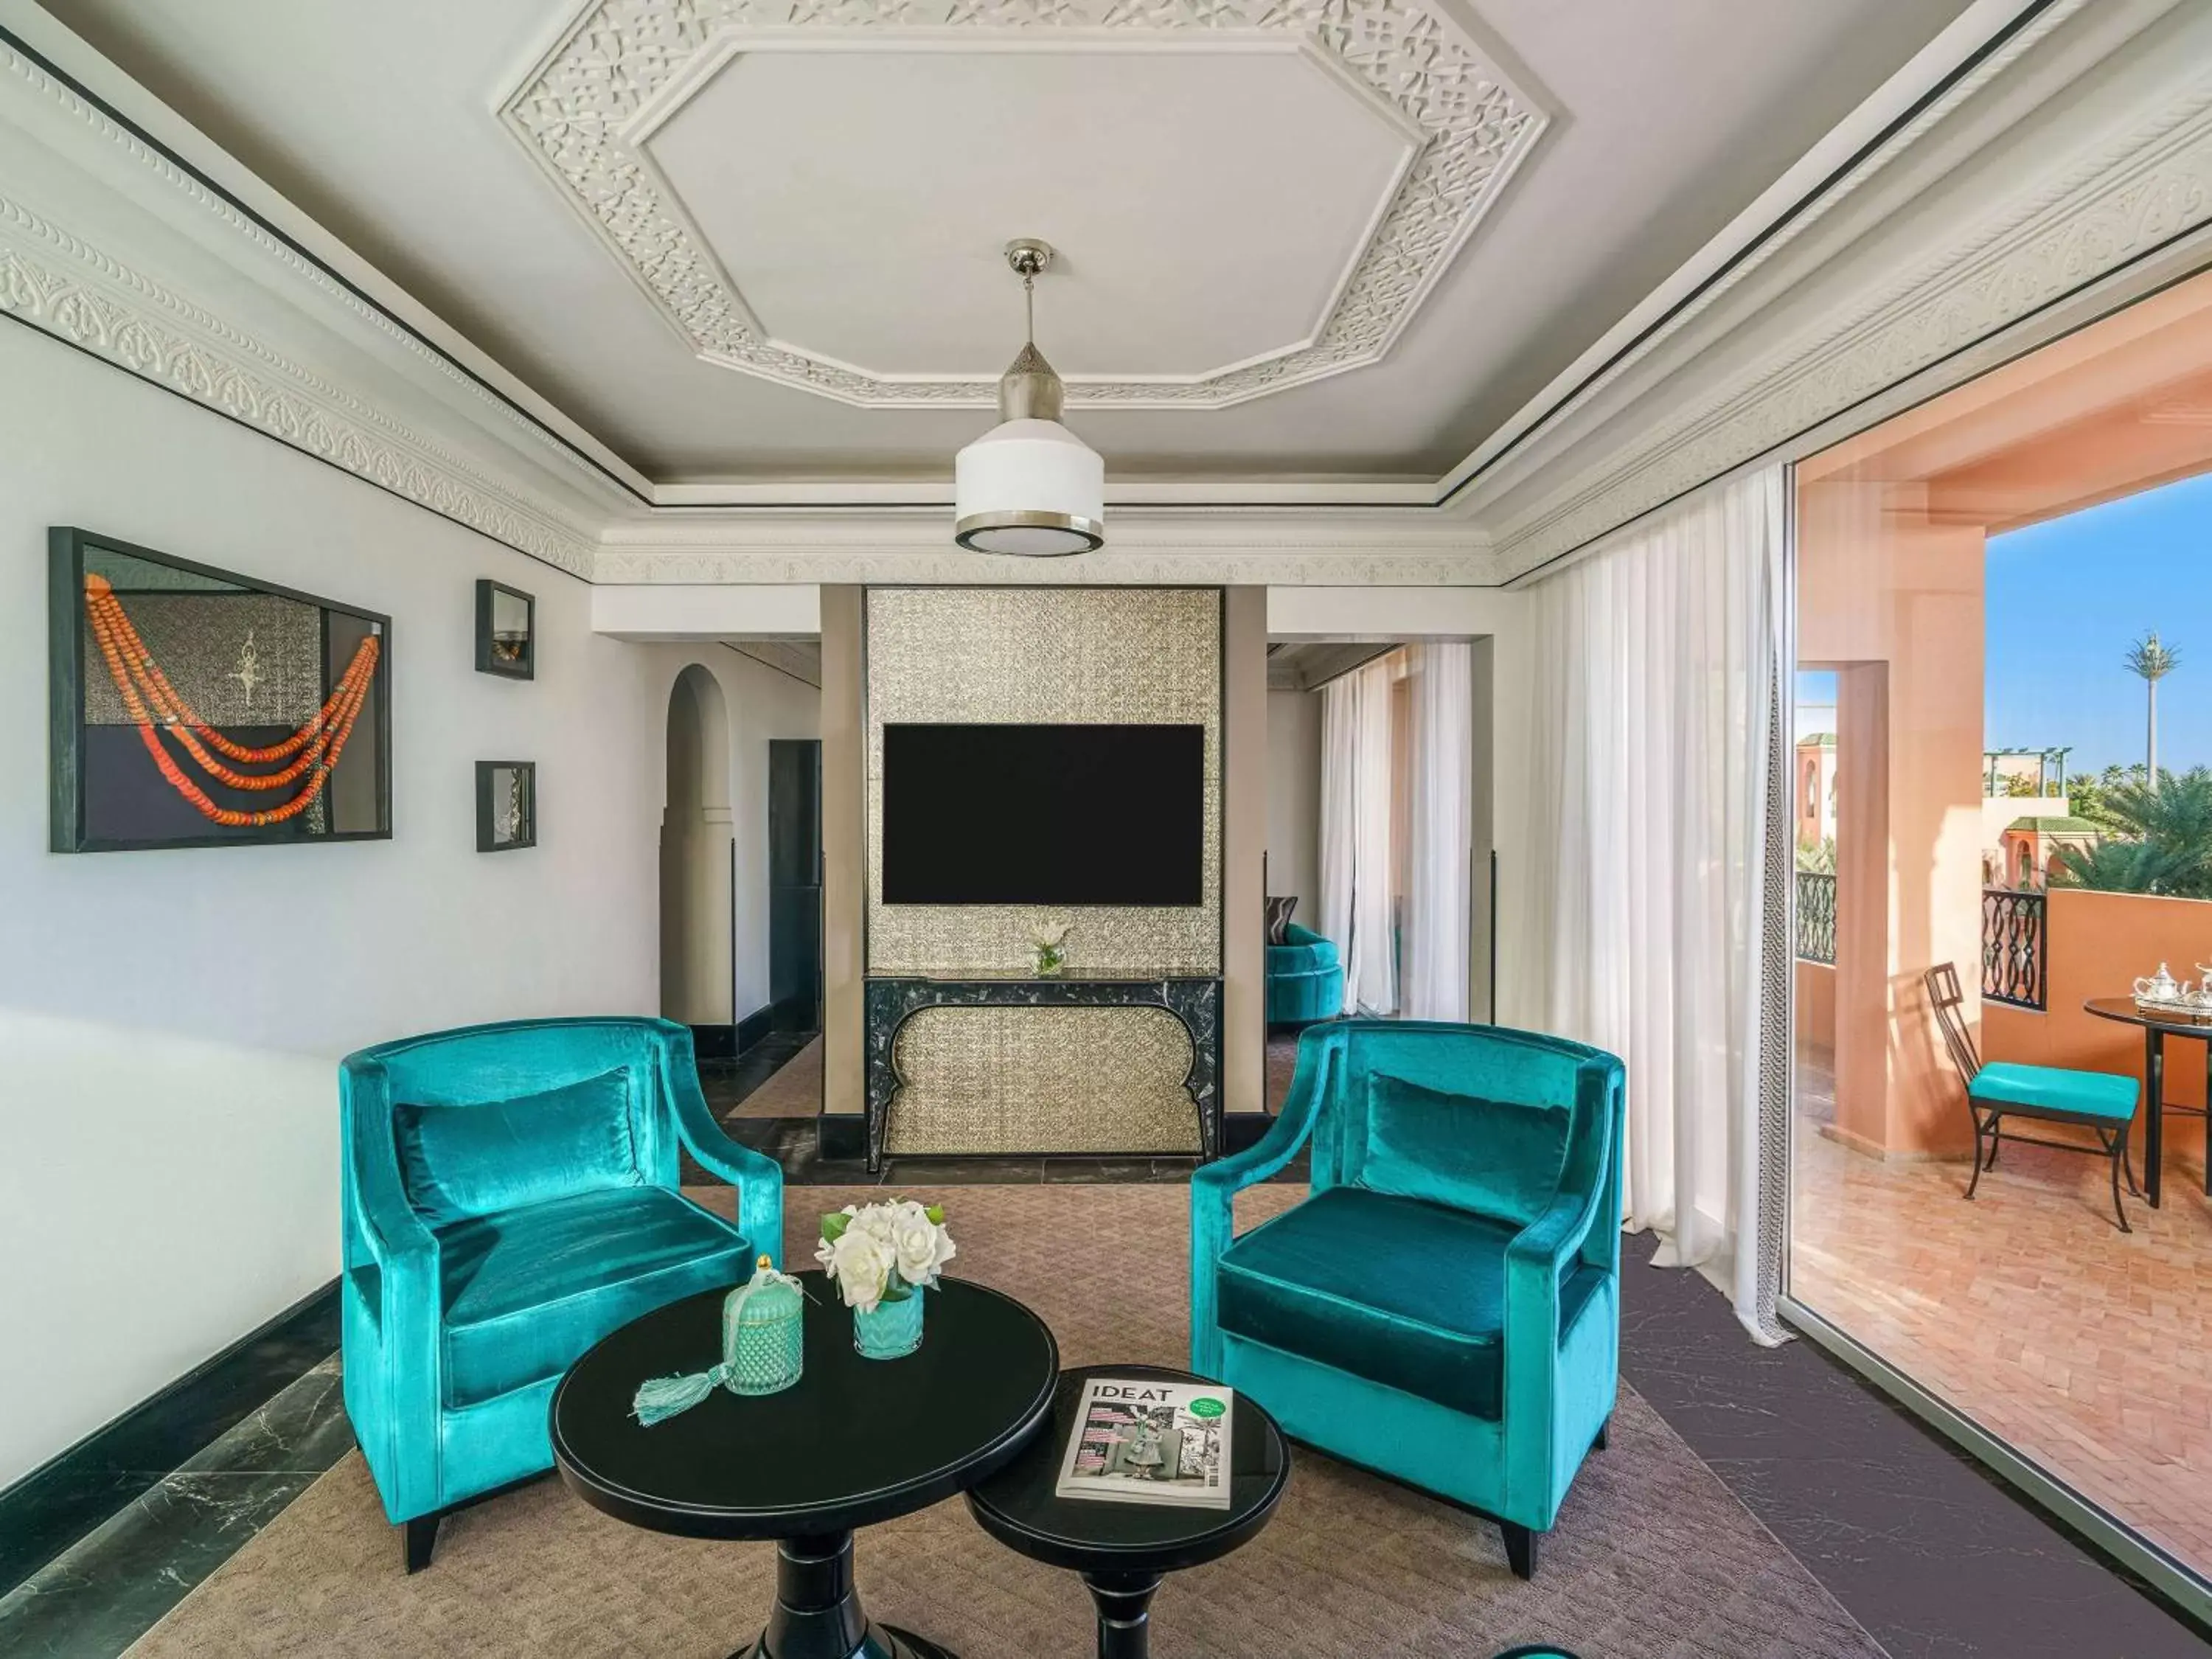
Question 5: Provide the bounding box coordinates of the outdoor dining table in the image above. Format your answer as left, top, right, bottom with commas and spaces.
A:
2082, 996, 2212, 1207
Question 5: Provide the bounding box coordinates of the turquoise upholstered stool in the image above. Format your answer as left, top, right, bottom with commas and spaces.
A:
1925, 963, 2139, 1231
1192, 1020, 1624, 1579
1266, 922, 1346, 1026
339, 1016, 783, 1570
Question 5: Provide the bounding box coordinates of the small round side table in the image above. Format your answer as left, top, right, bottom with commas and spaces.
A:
965, 1364, 1289, 1659
552, 1273, 1058, 1659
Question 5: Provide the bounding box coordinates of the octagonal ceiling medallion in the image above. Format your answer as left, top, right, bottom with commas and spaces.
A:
501, 0, 1547, 410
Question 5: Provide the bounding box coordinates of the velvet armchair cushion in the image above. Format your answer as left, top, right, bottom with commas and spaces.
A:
1360, 1072, 1572, 1227
1213, 1186, 1604, 1420
437, 1186, 752, 1405
393, 1068, 639, 1227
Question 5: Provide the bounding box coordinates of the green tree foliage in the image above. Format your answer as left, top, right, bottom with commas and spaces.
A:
2066, 763, 2149, 838
2052, 767, 2212, 898
1795, 835, 1835, 874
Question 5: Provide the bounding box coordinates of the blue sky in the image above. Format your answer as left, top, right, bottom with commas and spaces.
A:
1798, 470, 2212, 774
1985, 470, 2212, 775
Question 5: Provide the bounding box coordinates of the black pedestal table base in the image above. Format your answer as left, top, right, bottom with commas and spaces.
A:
1081, 1570, 1162, 1659
736, 1531, 954, 1659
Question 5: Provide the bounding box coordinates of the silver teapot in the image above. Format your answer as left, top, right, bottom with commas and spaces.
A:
2135, 962, 2183, 1003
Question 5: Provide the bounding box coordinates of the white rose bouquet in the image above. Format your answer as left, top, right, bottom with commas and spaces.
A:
815, 1198, 956, 1315
1029, 919, 1070, 975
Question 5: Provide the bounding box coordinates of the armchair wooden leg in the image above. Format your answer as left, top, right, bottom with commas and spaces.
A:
402, 1513, 439, 1573
1500, 1521, 1539, 1580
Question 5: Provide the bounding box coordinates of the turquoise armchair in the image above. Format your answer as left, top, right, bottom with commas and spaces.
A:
1191, 1020, 1624, 1579
1266, 922, 1346, 1026
340, 1017, 782, 1571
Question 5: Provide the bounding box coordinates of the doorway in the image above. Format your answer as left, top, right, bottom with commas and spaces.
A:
661, 664, 734, 1030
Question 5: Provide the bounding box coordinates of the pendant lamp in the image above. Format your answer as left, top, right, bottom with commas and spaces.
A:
953, 239, 1105, 556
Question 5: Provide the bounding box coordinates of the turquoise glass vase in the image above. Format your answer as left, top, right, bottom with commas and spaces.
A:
853, 1290, 925, 1360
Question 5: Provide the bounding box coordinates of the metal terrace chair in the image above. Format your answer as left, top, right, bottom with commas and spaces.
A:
1924, 962, 2139, 1231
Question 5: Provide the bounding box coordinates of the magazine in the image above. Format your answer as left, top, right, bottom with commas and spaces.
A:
1053, 1377, 1234, 1510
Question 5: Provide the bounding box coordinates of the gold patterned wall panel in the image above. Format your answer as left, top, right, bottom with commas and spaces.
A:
865, 586, 1222, 975
885, 1004, 1201, 1154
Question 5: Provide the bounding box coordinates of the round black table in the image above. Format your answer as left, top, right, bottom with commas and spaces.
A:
552, 1272, 1058, 1659
966, 1365, 1289, 1659
2083, 996, 2212, 1207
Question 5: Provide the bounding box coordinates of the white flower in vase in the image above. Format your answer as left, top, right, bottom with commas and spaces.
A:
818, 1199, 954, 1313
1029, 920, 1070, 975
886, 1198, 957, 1287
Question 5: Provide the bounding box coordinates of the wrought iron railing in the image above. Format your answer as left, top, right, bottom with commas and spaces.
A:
1981, 888, 2048, 1010
1795, 871, 1836, 964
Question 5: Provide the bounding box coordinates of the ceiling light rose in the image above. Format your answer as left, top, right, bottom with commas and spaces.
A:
954, 239, 1105, 557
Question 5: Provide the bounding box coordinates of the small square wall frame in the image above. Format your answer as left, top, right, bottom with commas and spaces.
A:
476, 760, 537, 852
475, 579, 535, 680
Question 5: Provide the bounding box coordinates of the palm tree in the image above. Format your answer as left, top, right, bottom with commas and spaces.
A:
2053, 766, 2212, 898
2124, 630, 2181, 785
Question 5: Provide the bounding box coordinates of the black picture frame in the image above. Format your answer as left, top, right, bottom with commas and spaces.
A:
49, 526, 393, 854
476, 760, 536, 852
475, 579, 535, 680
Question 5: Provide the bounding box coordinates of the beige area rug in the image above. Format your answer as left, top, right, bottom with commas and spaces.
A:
131, 1186, 1884, 1659
1265, 1032, 1301, 1114
731, 1037, 823, 1119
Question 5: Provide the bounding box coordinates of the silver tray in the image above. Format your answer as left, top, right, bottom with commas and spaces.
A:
2132, 994, 2212, 1020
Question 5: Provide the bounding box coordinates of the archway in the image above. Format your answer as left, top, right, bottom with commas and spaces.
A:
661, 664, 734, 1026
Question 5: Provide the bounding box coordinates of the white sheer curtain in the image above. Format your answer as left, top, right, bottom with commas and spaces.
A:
1403, 641, 1472, 1020
1318, 658, 1398, 1015
1317, 671, 1359, 1012
1520, 468, 1786, 1342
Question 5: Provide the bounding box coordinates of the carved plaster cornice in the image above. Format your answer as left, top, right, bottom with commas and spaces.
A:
0, 34, 636, 514
0, 191, 598, 576
499, 0, 1545, 410
594, 538, 1489, 587
1492, 49, 2212, 580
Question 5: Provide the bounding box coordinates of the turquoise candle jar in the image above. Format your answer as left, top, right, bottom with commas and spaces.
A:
723, 1256, 804, 1396
852, 1290, 925, 1360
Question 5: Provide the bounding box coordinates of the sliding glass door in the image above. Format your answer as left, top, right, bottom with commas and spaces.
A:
1784, 269, 2212, 1617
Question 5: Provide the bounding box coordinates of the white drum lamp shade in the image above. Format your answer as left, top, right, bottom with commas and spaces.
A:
953, 418, 1105, 556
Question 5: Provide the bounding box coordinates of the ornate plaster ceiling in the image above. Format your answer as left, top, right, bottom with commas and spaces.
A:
498, 0, 1545, 409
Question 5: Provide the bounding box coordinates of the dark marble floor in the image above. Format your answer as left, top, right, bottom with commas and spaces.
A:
1618, 1242, 2211, 1658
696, 1029, 818, 1117
0, 1356, 355, 1657
722, 1113, 1310, 1187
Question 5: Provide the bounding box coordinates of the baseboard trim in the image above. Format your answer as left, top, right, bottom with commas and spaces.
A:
0, 1278, 340, 1594
817, 1114, 866, 1161
689, 1023, 737, 1060
1223, 1113, 1276, 1154
735, 1005, 775, 1054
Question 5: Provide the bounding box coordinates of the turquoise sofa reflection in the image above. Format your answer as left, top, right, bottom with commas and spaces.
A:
339, 1017, 782, 1570
1265, 922, 1346, 1026
1191, 1020, 1624, 1579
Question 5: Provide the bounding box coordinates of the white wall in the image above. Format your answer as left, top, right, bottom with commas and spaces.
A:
1266, 689, 1322, 916
647, 648, 819, 1025
0, 324, 670, 1489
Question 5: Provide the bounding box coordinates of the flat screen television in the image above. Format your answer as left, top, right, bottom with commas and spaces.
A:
882, 723, 1204, 906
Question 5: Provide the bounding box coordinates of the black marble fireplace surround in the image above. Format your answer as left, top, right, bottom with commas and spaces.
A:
863, 974, 1222, 1170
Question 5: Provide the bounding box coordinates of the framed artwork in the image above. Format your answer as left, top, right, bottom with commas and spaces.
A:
476, 761, 535, 852
475, 580, 535, 679
49, 526, 392, 853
